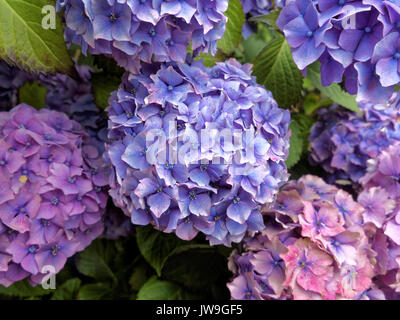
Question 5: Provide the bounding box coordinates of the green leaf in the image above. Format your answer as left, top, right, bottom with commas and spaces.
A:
0, 0, 74, 75
286, 120, 303, 169
129, 261, 150, 292
78, 283, 112, 300
217, 0, 244, 55
136, 226, 186, 276
248, 10, 280, 28
75, 239, 117, 284
253, 35, 303, 108
307, 62, 359, 113
51, 278, 81, 300
137, 276, 198, 300
91, 73, 120, 110
18, 81, 47, 109
0, 279, 50, 297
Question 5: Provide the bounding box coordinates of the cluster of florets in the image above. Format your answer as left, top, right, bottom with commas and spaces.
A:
277, 0, 400, 104
0, 61, 31, 112
309, 99, 400, 185
0, 105, 108, 286
227, 175, 377, 300
106, 58, 291, 246
57, 0, 228, 74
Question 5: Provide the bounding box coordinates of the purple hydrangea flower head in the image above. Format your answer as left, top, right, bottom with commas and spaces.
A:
227, 175, 375, 300
57, 0, 228, 73
106, 59, 291, 246
277, 0, 400, 104
309, 99, 400, 185
0, 104, 107, 286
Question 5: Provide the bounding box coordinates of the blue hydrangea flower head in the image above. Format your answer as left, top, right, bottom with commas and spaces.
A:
106, 59, 291, 246
58, 0, 228, 73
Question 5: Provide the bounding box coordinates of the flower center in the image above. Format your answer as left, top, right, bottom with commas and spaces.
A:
165, 162, 174, 170
18, 207, 26, 214
68, 176, 76, 184
51, 197, 59, 205
149, 28, 156, 37
41, 219, 50, 227
126, 111, 134, 119
28, 245, 38, 254
189, 190, 197, 200
51, 245, 59, 256
109, 13, 117, 23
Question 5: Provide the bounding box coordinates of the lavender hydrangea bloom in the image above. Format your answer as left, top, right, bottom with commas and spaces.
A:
0, 104, 107, 286
309, 98, 400, 185
277, 0, 400, 104
106, 59, 290, 246
227, 175, 375, 300
58, 0, 228, 73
